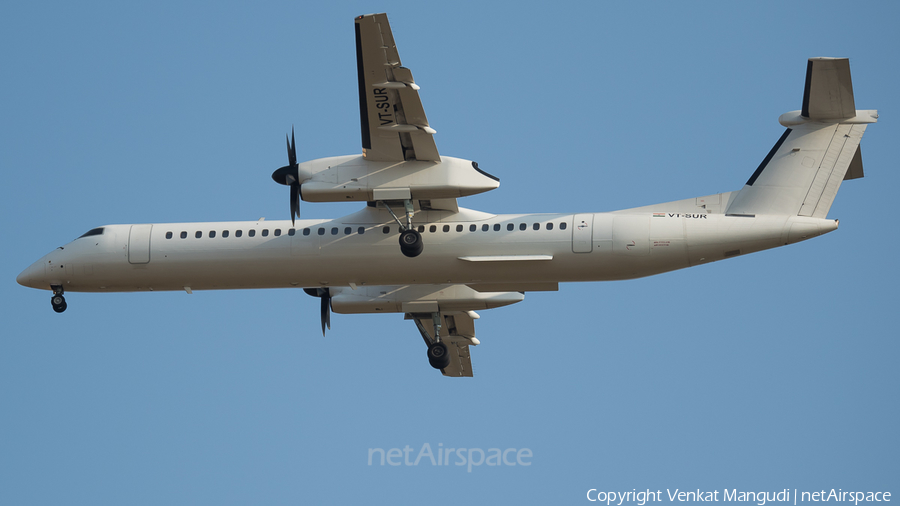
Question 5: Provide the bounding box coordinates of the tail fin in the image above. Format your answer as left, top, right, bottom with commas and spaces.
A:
725, 58, 877, 218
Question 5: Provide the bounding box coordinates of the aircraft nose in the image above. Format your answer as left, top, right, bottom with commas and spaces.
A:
16, 261, 45, 289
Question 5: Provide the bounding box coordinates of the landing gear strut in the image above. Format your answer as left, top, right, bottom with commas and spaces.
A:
50, 285, 67, 313
413, 312, 450, 370
383, 199, 423, 258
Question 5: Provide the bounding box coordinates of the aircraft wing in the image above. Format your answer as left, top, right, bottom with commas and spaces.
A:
328, 284, 523, 377
408, 311, 478, 377
355, 13, 440, 162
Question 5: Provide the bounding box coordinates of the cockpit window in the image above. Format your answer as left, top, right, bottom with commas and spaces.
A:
78, 227, 104, 239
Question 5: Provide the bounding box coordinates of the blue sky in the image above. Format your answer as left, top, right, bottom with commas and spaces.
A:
2, 1, 898, 504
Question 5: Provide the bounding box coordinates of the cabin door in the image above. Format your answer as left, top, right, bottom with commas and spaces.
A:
128, 224, 152, 264
572, 214, 593, 253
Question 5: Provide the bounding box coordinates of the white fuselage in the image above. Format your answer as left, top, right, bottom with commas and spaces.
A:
16, 205, 837, 294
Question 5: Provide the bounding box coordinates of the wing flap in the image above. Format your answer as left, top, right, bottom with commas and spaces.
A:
441, 339, 473, 378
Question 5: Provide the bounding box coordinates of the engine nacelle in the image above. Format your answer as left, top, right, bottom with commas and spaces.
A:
297, 155, 499, 203
329, 285, 523, 314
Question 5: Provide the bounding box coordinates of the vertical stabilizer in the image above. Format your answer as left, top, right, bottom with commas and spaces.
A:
725, 58, 877, 218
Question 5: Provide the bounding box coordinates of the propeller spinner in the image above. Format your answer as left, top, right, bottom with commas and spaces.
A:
271, 127, 301, 226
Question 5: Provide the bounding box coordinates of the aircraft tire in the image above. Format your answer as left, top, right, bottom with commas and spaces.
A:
427, 342, 450, 369
51, 295, 67, 313
399, 229, 423, 257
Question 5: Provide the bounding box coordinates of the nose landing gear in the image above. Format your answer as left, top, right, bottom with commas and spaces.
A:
50, 286, 67, 313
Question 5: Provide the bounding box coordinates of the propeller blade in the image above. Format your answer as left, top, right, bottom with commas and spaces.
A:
290, 182, 300, 226
274, 127, 301, 225
320, 293, 331, 336
287, 126, 297, 167
303, 288, 332, 336
285, 134, 291, 165
326, 296, 332, 329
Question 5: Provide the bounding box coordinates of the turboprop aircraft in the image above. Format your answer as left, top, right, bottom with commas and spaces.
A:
17, 13, 877, 377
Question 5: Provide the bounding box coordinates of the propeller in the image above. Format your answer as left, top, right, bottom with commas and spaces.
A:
304, 288, 332, 336
271, 127, 301, 226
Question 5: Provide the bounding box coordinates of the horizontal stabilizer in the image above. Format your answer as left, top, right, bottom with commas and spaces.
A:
802, 58, 856, 120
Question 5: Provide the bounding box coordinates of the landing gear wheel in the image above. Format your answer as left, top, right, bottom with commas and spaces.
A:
399, 229, 424, 258
427, 342, 450, 370
51, 294, 67, 313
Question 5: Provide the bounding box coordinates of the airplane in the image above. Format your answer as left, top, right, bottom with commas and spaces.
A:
16, 13, 877, 377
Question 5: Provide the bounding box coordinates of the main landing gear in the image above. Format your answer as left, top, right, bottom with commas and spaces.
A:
413, 312, 450, 370
427, 341, 449, 370
399, 229, 423, 257
51, 285, 67, 313
382, 199, 423, 257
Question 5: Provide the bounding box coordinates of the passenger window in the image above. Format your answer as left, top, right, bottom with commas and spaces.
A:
417, 225, 425, 233
288, 229, 295, 236
180, 231, 187, 239
236, 230, 243, 237
262, 229, 269, 237
209, 231, 216, 238
222, 230, 229, 238
507, 224, 514, 231
274, 229, 281, 237
383, 226, 390, 234
358, 227, 365, 234
533, 223, 540, 230
456, 224, 463, 232
317, 228, 325, 235
443, 225, 450, 232
546, 223, 553, 230
493, 224, 500, 231
429, 225, 437, 233
303, 228, 310, 236
249, 230, 256, 237
519, 223, 526, 231
342, 227, 350, 235
195, 231, 202, 238
560, 222, 567, 230
469, 224, 476, 232
331, 227, 338, 235
482, 224, 489, 232
165, 232, 173, 239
